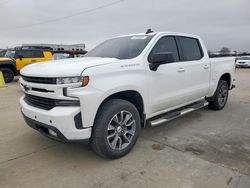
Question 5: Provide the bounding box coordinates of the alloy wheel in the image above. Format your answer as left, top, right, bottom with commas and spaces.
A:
107, 111, 136, 150
218, 83, 228, 107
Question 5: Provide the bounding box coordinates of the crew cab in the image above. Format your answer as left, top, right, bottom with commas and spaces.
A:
0, 48, 52, 83
19, 32, 236, 159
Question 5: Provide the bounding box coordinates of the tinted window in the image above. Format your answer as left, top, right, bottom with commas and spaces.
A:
149, 36, 179, 62
33, 50, 44, 58
16, 50, 44, 58
17, 51, 34, 58
86, 35, 153, 59
179, 37, 203, 61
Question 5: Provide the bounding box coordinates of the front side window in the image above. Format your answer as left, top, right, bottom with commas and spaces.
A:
148, 36, 180, 62
16, 50, 35, 58
86, 35, 153, 60
178, 37, 203, 61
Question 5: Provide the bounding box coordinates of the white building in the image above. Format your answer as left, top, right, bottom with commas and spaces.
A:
22, 43, 86, 51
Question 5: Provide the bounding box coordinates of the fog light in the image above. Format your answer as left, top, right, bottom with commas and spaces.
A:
48, 129, 57, 137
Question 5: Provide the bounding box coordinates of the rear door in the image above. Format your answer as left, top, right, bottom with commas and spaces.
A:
176, 36, 210, 102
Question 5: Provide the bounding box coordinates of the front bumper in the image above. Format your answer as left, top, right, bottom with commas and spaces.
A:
20, 96, 92, 142
236, 63, 250, 68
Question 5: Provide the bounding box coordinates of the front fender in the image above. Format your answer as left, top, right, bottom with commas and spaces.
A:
67, 61, 148, 128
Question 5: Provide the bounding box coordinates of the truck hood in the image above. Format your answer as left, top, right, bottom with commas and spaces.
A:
237, 59, 250, 63
20, 57, 119, 77
0, 57, 12, 62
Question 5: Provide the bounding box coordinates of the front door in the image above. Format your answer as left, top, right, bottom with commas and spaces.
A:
147, 36, 187, 115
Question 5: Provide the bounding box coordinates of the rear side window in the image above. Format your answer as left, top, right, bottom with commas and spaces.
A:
33, 50, 44, 58
16, 50, 44, 58
149, 36, 179, 62
178, 37, 203, 61
17, 51, 34, 58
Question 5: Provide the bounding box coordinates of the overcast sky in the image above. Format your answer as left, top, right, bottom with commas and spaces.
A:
0, 0, 249, 51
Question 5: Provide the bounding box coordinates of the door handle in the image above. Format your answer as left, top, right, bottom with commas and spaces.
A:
203, 65, 209, 69
178, 67, 185, 73
31, 60, 37, 62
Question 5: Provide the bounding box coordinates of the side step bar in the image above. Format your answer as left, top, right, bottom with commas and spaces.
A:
149, 100, 208, 127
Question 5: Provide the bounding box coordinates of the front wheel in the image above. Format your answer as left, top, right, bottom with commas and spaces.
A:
90, 99, 141, 159
208, 80, 229, 110
0, 68, 14, 83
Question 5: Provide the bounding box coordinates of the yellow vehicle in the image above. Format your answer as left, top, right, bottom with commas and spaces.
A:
0, 48, 52, 83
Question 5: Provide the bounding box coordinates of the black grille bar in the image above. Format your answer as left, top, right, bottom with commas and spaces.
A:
24, 94, 80, 110
24, 94, 56, 110
22, 76, 56, 84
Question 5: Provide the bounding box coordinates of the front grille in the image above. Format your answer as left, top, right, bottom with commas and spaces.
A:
22, 76, 56, 84
24, 94, 80, 110
24, 94, 56, 110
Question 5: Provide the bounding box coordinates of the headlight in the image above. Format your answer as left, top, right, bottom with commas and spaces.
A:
56, 77, 81, 84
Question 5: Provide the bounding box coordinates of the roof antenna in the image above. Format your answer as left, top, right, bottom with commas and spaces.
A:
146, 28, 154, 34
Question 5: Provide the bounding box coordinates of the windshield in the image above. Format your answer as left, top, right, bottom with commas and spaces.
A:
0, 50, 6, 57
86, 35, 154, 59
238, 56, 250, 60
5, 50, 16, 58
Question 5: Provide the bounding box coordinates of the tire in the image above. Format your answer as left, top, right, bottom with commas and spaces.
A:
90, 99, 141, 159
0, 68, 14, 83
208, 80, 229, 110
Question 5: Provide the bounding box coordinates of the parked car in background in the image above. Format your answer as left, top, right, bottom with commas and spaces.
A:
0, 48, 53, 83
0, 44, 88, 83
20, 31, 236, 159
53, 53, 72, 60
236, 56, 250, 68
52, 50, 87, 60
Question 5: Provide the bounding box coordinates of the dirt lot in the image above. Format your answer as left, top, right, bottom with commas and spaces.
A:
0, 69, 250, 188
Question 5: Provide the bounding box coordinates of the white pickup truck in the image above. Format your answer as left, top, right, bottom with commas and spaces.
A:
20, 31, 236, 158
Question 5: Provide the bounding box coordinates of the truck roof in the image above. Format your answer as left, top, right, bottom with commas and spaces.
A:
117, 32, 201, 40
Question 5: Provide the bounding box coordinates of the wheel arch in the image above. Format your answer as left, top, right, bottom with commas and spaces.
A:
220, 73, 231, 88
207, 72, 232, 102
95, 90, 146, 128
0, 62, 17, 75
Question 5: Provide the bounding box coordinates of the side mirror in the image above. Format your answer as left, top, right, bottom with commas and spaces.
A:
149, 52, 175, 71
18, 55, 24, 61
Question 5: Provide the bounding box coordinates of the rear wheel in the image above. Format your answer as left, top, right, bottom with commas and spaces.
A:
0, 68, 14, 83
90, 99, 141, 159
208, 80, 229, 110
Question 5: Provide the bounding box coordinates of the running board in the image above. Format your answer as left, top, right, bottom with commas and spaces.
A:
149, 100, 208, 127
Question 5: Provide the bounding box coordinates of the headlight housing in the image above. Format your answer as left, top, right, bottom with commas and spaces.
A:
56, 77, 81, 84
